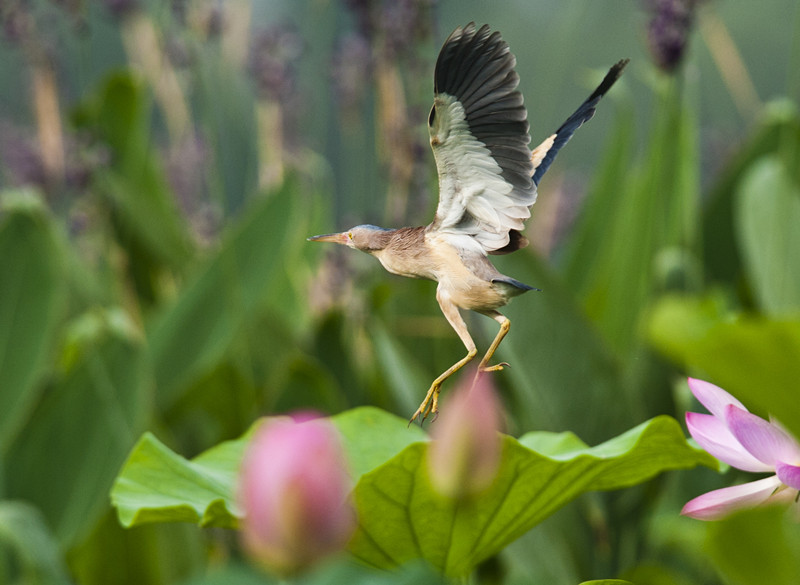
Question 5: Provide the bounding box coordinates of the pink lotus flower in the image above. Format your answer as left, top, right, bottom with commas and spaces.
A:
238, 414, 355, 574
682, 378, 800, 520
428, 372, 503, 498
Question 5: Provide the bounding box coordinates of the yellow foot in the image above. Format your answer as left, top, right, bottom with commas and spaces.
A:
479, 361, 510, 373
409, 383, 441, 426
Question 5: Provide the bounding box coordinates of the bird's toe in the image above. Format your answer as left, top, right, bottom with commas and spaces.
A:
480, 361, 510, 372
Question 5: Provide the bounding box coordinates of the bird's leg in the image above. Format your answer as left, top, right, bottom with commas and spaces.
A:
409, 289, 477, 425
477, 311, 511, 372
411, 348, 477, 424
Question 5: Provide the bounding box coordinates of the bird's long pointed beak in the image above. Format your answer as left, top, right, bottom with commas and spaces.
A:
307, 232, 348, 244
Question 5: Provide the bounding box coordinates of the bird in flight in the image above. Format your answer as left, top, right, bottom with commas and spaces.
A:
310, 23, 628, 424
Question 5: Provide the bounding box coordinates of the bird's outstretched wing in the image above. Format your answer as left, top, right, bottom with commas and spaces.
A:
531, 59, 629, 186
427, 23, 535, 255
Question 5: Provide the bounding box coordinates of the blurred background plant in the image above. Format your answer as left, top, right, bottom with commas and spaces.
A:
0, 0, 798, 584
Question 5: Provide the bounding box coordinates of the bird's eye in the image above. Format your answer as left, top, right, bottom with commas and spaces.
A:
348, 232, 353, 239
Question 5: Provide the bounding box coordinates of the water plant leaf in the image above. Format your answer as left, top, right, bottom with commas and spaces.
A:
6, 309, 150, 546
148, 176, 303, 409
648, 295, 800, 440
111, 428, 254, 529
0, 501, 73, 585
111, 410, 712, 578
0, 190, 65, 450
706, 506, 800, 585
111, 408, 423, 529
735, 156, 800, 315
350, 415, 715, 576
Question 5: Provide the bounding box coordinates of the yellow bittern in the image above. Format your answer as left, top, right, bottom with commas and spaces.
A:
310, 23, 627, 423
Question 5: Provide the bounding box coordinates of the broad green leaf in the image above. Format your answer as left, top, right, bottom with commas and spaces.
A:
648, 295, 800, 439
502, 506, 588, 585
702, 100, 800, 284
195, 49, 258, 212
111, 427, 255, 529
177, 559, 446, 585
0, 501, 73, 585
148, 177, 302, 409
300, 560, 446, 585
178, 565, 276, 585
490, 250, 629, 444
269, 351, 350, 415
301, 309, 367, 410
111, 408, 422, 529
70, 509, 206, 585
0, 190, 66, 450
6, 308, 149, 546
369, 318, 433, 415
573, 77, 699, 354
563, 99, 635, 295
705, 506, 800, 585
735, 156, 800, 314
111, 411, 711, 577
73, 71, 194, 307
84, 72, 192, 274
332, 407, 428, 479
518, 429, 591, 457
349, 415, 715, 576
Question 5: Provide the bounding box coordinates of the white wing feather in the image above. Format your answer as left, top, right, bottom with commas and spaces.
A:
426, 25, 536, 254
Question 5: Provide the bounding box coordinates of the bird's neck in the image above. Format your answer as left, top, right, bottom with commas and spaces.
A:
359, 227, 397, 252
370, 226, 434, 280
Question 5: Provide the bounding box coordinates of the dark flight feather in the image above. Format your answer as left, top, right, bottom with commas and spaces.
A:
532, 59, 629, 186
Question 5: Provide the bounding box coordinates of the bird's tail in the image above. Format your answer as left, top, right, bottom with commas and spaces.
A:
531, 59, 629, 187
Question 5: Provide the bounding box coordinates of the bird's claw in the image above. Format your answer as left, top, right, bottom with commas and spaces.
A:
408, 407, 426, 427
408, 404, 436, 427
479, 361, 510, 373
409, 385, 440, 426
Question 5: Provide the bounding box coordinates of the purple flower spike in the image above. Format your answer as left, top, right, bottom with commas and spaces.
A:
682, 378, 800, 520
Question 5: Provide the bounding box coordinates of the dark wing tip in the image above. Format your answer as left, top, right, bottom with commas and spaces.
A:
433, 23, 534, 193
586, 58, 630, 103
559, 59, 629, 133
434, 22, 494, 96
532, 59, 629, 186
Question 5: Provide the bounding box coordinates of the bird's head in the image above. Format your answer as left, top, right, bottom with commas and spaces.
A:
307, 224, 393, 253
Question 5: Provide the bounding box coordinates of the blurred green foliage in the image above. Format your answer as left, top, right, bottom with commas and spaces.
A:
1, 1, 799, 584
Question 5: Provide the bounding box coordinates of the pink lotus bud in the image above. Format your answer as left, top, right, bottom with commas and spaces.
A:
428, 373, 503, 498
238, 414, 355, 574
